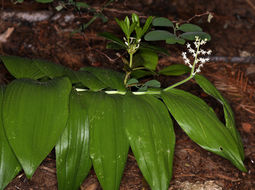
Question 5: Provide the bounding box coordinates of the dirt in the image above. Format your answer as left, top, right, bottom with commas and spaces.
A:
0, 0, 255, 190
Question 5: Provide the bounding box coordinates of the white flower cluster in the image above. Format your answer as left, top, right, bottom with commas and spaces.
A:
124, 37, 141, 54
182, 36, 212, 76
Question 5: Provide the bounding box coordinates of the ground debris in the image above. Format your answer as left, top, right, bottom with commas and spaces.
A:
169, 181, 222, 190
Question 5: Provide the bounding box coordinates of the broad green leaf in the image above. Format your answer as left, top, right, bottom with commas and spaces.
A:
99, 32, 126, 48
131, 69, 155, 79
81, 92, 129, 190
1, 55, 80, 83
195, 74, 244, 160
165, 36, 185, 45
178, 24, 202, 32
144, 30, 175, 41
56, 90, 92, 190
1, 55, 45, 79
140, 43, 169, 55
74, 70, 106, 91
136, 49, 158, 70
34, 59, 66, 78
152, 17, 173, 27
123, 94, 175, 190
0, 86, 21, 189
162, 89, 246, 172
159, 64, 190, 76
180, 32, 211, 41
80, 67, 126, 92
3, 77, 72, 178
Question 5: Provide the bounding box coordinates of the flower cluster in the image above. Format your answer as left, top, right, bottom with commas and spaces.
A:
182, 36, 212, 76
124, 37, 141, 54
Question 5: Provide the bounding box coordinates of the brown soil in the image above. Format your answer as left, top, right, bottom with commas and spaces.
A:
0, 0, 255, 190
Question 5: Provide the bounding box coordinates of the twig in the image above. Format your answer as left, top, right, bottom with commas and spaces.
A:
186, 11, 212, 23
246, 0, 255, 12
40, 166, 56, 174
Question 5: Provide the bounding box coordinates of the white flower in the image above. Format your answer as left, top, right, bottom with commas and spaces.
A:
207, 50, 212, 55
181, 36, 212, 76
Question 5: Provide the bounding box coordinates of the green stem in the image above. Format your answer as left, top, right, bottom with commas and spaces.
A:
124, 71, 131, 85
129, 53, 133, 68
163, 74, 193, 91
124, 53, 134, 86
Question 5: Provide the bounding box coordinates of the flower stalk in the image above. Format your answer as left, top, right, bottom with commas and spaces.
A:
164, 36, 211, 91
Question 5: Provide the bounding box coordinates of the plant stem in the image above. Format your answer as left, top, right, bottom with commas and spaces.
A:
164, 38, 202, 92
124, 53, 134, 86
163, 74, 193, 91
129, 53, 133, 68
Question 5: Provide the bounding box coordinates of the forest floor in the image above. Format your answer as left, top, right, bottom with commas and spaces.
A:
0, 0, 255, 189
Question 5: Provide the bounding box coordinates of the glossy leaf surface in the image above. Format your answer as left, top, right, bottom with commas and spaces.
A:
195, 74, 244, 160
180, 32, 211, 41
162, 90, 246, 171
81, 92, 129, 190
159, 64, 190, 76
0, 56, 45, 79
165, 36, 186, 45
56, 90, 92, 190
80, 67, 126, 92
3, 77, 72, 178
178, 24, 202, 32
123, 94, 175, 190
133, 50, 158, 70
0, 86, 21, 189
152, 17, 173, 27
144, 30, 175, 41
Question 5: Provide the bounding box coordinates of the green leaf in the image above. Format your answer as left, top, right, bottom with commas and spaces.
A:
80, 67, 126, 92
140, 43, 169, 55
138, 49, 158, 70
144, 30, 175, 41
115, 18, 129, 38
75, 2, 90, 9
1, 55, 80, 83
159, 64, 190, 76
3, 77, 72, 178
123, 94, 175, 190
178, 24, 202, 32
0, 86, 21, 189
180, 32, 211, 41
131, 69, 155, 79
33, 59, 66, 78
74, 70, 107, 91
194, 74, 245, 160
81, 92, 129, 190
132, 13, 140, 26
141, 16, 153, 36
1, 55, 45, 79
162, 89, 246, 172
126, 78, 139, 86
99, 32, 126, 48
152, 17, 173, 27
165, 36, 185, 45
144, 79, 161, 88
56, 90, 92, 190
